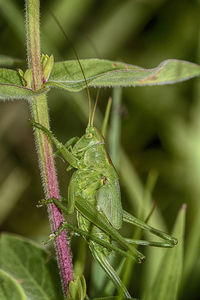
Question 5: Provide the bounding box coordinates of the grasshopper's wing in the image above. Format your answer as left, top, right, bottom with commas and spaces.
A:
96, 179, 123, 230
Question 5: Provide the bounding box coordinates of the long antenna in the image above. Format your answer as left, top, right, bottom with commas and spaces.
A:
49, 11, 92, 126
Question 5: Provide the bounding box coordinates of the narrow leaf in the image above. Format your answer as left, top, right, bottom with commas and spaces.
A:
0, 269, 27, 300
0, 233, 63, 300
0, 68, 49, 100
145, 204, 186, 300
46, 59, 200, 92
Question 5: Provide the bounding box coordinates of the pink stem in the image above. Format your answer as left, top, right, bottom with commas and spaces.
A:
44, 137, 73, 290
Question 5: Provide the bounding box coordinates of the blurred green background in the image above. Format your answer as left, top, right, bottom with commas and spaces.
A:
0, 0, 199, 299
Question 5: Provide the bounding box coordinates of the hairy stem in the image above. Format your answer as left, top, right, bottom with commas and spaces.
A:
25, 0, 73, 292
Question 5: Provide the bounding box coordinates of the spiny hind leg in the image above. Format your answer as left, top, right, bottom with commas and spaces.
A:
123, 210, 177, 247
78, 214, 132, 299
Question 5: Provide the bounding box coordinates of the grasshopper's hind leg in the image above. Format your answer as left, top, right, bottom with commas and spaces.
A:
90, 245, 132, 299
123, 210, 177, 247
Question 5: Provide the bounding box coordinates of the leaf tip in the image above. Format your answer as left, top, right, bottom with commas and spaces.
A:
181, 203, 187, 210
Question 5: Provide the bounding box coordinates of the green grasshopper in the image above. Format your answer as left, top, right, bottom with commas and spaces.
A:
32, 14, 177, 298
32, 93, 177, 298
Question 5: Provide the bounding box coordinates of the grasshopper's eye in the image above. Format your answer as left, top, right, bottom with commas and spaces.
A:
88, 133, 93, 138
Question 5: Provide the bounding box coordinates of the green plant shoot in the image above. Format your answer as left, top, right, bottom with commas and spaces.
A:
32, 96, 177, 298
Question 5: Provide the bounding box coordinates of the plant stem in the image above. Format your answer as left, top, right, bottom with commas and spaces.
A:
25, 0, 73, 293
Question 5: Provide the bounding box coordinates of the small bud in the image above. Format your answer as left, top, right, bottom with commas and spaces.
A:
42, 54, 54, 82
17, 68, 26, 86
17, 68, 24, 78
41, 53, 49, 67
24, 69, 33, 88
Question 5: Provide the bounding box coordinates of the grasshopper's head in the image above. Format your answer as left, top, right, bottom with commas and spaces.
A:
73, 125, 104, 153
85, 126, 103, 143
80, 125, 104, 148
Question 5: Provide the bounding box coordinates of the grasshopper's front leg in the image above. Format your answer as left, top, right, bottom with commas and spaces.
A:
32, 121, 80, 169
54, 136, 79, 158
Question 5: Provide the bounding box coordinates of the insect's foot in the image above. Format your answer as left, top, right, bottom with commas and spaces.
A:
30, 120, 43, 130
48, 222, 66, 242
42, 233, 59, 245
172, 237, 178, 246
49, 232, 57, 241
30, 119, 38, 128
42, 238, 52, 246
36, 199, 47, 208
70, 231, 81, 238
36, 198, 54, 208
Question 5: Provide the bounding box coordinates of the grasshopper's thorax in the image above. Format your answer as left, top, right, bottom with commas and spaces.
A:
84, 126, 115, 171
73, 125, 116, 172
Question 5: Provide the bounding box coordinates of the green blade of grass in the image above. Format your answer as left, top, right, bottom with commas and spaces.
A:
142, 204, 186, 300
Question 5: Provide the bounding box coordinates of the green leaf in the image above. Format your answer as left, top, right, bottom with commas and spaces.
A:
46, 59, 200, 92
0, 68, 49, 100
0, 233, 63, 300
0, 269, 27, 300
0, 55, 24, 67
0, 168, 29, 224
145, 204, 186, 300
